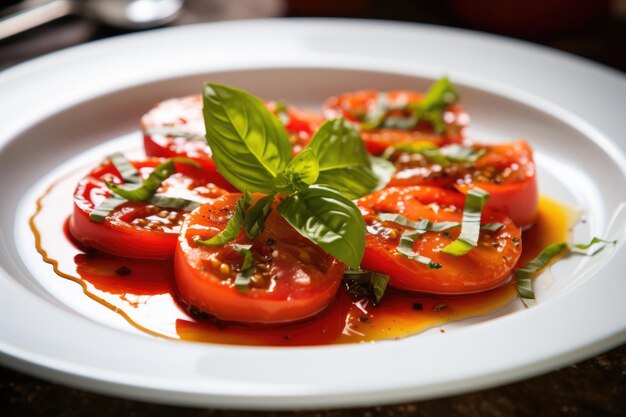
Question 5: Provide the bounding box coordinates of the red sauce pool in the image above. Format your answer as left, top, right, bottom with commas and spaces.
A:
30, 171, 573, 346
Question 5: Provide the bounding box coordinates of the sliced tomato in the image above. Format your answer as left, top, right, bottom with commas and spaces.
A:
141, 95, 323, 176
323, 90, 468, 155
174, 193, 345, 324
357, 186, 522, 294
69, 158, 229, 259
388, 140, 539, 228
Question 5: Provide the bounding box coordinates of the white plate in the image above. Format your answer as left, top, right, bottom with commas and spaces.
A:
0, 19, 625, 409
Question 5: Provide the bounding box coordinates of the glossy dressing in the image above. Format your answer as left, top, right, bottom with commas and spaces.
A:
31, 175, 572, 346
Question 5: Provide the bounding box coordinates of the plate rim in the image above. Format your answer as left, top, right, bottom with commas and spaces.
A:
0, 18, 625, 409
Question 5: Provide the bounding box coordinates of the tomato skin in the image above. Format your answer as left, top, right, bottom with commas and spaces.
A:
357, 186, 522, 294
69, 158, 229, 259
390, 140, 539, 228
174, 194, 345, 324
323, 90, 468, 155
141, 95, 323, 179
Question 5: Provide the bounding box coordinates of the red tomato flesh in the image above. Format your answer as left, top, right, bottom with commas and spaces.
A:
141, 95, 324, 180
389, 140, 539, 228
69, 158, 229, 259
323, 90, 468, 155
174, 193, 345, 324
357, 186, 522, 294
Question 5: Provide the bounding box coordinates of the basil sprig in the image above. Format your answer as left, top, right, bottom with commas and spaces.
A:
397, 230, 442, 270
442, 188, 490, 256
200, 83, 393, 269
361, 77, 459, 133
516, 237, 617, 308
307, 118, 394, 199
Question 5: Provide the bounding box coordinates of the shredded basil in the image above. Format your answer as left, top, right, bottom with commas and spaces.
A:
243, 194, 274, 240
232, 243, 255, 292
274, 99, 290, 126
571, 237, 617, 256
343, 268, 390, 305
195, 191, 253, 246
147, 195, 203, 212
516, 237, 617, 308
442, 188, 490, 256
516, 242, 568, 308
359, 77, 459, 133
378, 213, 460, 232
480, 223, 504, 232
108, 153, 141, 184
143, 127, 206, 142
106, 157, 199, 202
89, 195, 127, 223
397, 229, 442, 270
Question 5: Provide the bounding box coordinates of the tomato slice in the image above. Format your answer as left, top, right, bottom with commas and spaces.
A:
69, 158, 229, 259
323, 90, 468, 155
357, 186, 522, 294
141, 95, 323, 177
174, 194, 345, 324
389, 140, 539, 228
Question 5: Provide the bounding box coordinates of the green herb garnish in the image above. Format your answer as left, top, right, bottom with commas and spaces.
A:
378, 213, 460, 232
108, 152, 141, 184
143, 127, 206, 142
361, 77, 459, 133
90, 154, 202, 223
195, 191, 253, 246
200, 83, 393, 269
516, 242, 568, 308
106, 157, 200, 201
516, 237, 617, 308
232, 243, 255, 292
89, 195, 127, 223
442, 188, 490, 256
397, 229, 442, 269
343, 268, 390, 305
243, 193, 275, 240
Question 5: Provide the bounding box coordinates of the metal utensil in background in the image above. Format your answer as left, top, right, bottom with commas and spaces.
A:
0, 0, 185, 40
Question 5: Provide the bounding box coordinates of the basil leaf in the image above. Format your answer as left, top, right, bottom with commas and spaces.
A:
273, 148, 319, 194
343, 268, 390, 305
439, 144, 487, 163
244, 193, 274, 240
195, 191, 252, 246
442, 188, 490, 256
306, 118, 393, 199
106, 157, 199, 202
108, 153, 141, 184
516, 242, 568, 308
147, 195, 203, 212
232, 243, 255, 292
481, 223, 504, 232
273, 99, 290, 125
143, 127, 206, 142
360, 93, 390, 130
378, 213, 460, 232
397, 230, 442, 270
381, 141, 439, 160
410, 76, 459, 133
202, 83, 291, 194
89, 195, 127, 223
277, 185, 366, 269
571, 237, 617, 256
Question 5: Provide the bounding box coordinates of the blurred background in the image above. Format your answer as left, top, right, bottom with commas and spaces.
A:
1, 1, 625, 416
1, 0, 625, 71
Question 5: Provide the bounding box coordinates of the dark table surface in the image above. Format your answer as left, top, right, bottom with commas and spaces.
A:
1, 1, 625, 416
